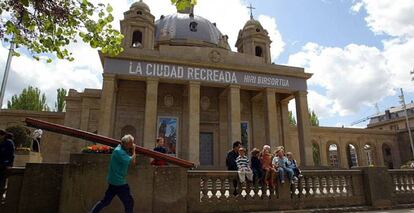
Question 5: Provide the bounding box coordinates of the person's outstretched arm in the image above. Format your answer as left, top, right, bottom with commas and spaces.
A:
131, 144, 137, 165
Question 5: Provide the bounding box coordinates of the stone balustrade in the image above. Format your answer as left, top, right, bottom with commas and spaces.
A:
389, 169, 414, 204
187, 170, 366, 212
2, 154, 414, 213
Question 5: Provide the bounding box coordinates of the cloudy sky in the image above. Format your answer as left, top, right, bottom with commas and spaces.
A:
0, 0, 413, 128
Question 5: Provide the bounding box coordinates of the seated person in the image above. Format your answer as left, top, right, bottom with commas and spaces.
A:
236, 147, 253, 184
286, 152, 302, 179
151, 138, 167, 166
250, 148, 263, 185
272, 146, 296, 184
260, 145, 276, 188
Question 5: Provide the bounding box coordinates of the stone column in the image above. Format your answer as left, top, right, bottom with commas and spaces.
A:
98, 74, 117, 137
295, 91, 313, 166
187, 82, 200, 165
143, 78, 159, 149
280, 100, 290, 147
339, 143, 349, 168
375, 142, 385, 166
264, 88, 278, 148
227, 85, 241, 143
320, 141, 328, 166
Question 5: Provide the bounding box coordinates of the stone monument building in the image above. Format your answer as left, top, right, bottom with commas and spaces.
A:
0, 1, 409, 170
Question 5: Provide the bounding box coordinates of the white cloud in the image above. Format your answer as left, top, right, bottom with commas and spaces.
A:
0, 0, 286, 110
350, 2, 363, 13
258, 15, 285, 61
352, 0, 414, 37
0, 41, 102, 109
288, 42, 395, 116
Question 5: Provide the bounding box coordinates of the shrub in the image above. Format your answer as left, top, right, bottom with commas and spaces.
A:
5, 125, 32, 148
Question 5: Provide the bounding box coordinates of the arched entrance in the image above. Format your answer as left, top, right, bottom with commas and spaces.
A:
312, 142, 321, 166
328, 144, 339, 168
382, 143, 394, 169
346, 144, 359, 168
363, 144, 375, 166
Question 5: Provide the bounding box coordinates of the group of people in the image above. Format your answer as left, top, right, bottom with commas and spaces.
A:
226, 141, 302, 189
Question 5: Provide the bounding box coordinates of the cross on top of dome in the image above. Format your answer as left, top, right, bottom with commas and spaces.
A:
247, 3, 256, 20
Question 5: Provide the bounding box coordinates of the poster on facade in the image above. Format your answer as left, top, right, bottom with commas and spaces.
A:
157, 117, 178, 156
241, 122, 249, 150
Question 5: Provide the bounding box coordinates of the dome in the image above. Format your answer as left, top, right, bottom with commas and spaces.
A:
243, 19, 263, 29
155, 13, 228, 48
130, 0, 150, 12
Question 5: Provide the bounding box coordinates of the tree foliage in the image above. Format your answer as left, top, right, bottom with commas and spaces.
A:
5, 125, 32, 148
288, 109, 320, 126
0, 0, 123, 62
7, 86, 49, 111
309, 110, 319, 127
170, 0, 197, 11
55, 88, 67, 112
288, 111, 296, 126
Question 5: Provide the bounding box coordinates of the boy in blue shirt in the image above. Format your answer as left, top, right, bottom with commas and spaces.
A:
91, 135, 137, 213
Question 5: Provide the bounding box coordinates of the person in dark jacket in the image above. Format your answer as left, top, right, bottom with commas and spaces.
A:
151, 137, 167, 166
226, 141, 242, 171
226, 141, 241, 196
250, 148, 263, 185
0, 130, 15, 200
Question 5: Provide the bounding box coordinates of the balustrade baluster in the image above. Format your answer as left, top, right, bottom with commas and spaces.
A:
200, 177, 208, 202
400, 176, 406, 193
410, 175, 414, 191
315, 176, 322, 197
405, 175, 412, 192
340, 176, 346, 196
335, 176, 341, 196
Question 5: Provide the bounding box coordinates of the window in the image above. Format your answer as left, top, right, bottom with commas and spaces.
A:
255, 46, 263, 57
132, 30, 143, 48
189, 21, 198, 32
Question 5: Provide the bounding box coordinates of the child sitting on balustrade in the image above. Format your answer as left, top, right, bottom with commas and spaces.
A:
286, 152, 302, 179
236, 147, 253, 184
273, 146, 296, 184
260, 145, 276, 188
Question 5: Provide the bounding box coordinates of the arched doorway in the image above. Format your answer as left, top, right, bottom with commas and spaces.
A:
363, 144, 375, 166
382, 143, 394, 169
312, 142, 321, 166
328, 144, 339, 168
346, 144, 359, 168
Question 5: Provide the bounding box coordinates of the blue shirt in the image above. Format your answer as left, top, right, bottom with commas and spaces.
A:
107, 145, 132, 185
272, 156, 288, 169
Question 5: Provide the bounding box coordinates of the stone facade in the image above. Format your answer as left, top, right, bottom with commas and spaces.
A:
0, 1, 411, 170
0, 109, 64, 163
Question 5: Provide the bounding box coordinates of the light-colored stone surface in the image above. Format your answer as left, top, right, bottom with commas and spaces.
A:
143, 78, 158, 148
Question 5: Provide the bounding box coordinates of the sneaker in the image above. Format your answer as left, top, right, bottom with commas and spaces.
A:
281, 180, 285, 184
293, 177, 298, 181
298, 174, 303, 178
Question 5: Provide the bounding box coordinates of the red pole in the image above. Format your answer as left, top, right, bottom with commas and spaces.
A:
25, 118, 194, 168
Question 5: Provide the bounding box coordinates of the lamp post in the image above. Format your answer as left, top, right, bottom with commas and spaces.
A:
0, 39, 15, 108
399, 88, 414, 160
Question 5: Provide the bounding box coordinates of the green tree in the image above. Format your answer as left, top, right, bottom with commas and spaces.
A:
7, 86, 50, 111
170, 0, 197, 11
55, 88, 67, 112
288, 109, 319, 126
309, 109, 320, 127
5, 125, 32, 148
0, 0, 123, 62
288, 111, 296, 126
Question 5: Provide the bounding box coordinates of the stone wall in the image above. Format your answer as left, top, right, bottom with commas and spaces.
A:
0, 109, 64, 163
3, 156, 414, 213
